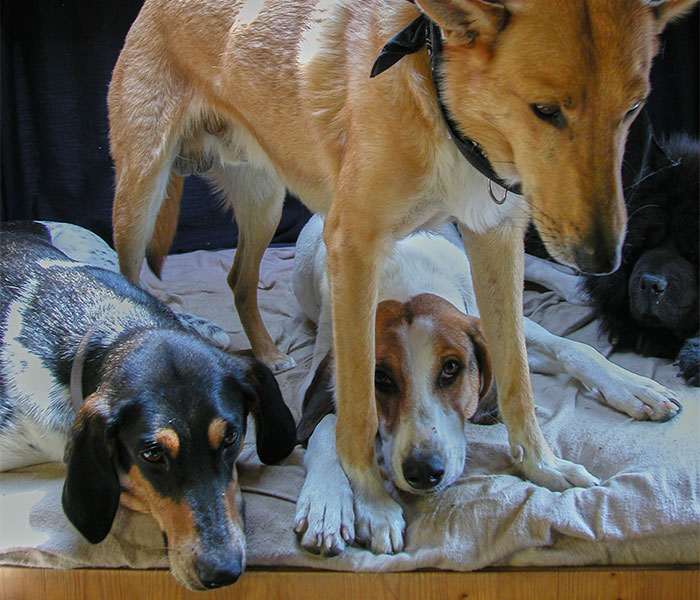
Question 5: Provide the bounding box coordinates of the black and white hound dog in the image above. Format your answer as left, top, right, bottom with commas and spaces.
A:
0, 221, 296, 590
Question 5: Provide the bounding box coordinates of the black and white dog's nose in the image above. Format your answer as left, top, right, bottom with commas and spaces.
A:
195, 554, 243, 589
402, 452, 445, 490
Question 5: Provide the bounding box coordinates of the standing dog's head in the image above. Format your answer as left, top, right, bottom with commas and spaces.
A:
62, 330, 296, 590
416, 0, 697, 274
298, 293, 492, 495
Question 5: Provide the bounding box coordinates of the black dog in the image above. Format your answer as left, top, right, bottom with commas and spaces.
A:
0, 221, 296, 589
581, 135, 699, 386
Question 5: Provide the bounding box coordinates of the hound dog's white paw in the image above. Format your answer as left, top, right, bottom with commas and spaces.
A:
516, 445, 600, 492
175, 312, 231, 349
294, 464, 355, 556
350, 476, 406, 554
584, 366, 681, 422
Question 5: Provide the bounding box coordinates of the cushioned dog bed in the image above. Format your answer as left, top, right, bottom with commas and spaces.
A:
0, 245, 698, 581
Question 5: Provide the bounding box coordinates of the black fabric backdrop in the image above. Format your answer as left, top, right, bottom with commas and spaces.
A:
1, 1, 698, 252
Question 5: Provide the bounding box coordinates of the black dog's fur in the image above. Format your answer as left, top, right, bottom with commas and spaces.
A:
581, 135, 699, 385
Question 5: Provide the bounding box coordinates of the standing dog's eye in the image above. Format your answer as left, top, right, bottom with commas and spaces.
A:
531, 103, 566, 128
223, 429, 238, 448
439, 359, 463, 387
624, 101, 643, 120
140, 446, 165, 464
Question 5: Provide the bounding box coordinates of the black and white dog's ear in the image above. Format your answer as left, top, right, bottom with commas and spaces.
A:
237, 358, 297, 465
61, 394, 121, 544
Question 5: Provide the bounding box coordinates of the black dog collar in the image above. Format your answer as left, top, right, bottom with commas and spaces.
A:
371, 3, 522, 196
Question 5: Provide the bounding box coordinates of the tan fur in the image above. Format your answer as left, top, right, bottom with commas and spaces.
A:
155, 427, 180, 459
208, 417, 227, 451
109, 0, 698, 536
120, 465, 245, 589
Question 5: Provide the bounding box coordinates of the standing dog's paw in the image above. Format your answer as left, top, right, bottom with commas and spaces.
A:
516, 445, 600, 491
352, 483, 406, 554
675, 337, 699, 387
294, 468, 355, 556
266, 353, 297, 375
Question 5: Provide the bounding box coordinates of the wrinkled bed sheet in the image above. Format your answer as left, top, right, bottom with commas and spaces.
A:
1, 246, 698, 572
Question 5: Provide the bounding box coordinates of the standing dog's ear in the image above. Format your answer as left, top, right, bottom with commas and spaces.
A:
460, 315, 494, 400
647, 0, 698, 31
61, 394, 121, 544
238, 358, 296, 464
415, 0, 509, 46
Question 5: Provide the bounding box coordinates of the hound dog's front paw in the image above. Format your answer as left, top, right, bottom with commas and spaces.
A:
294, 464, 355, 556
516, 445, 600, 492
351, 478, 406, 554
590, 368, 681, 421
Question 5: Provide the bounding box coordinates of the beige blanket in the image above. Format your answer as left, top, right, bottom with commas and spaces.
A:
1, 246, 698, 572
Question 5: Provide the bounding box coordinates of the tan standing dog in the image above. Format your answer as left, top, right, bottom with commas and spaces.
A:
108, 0, 696, 554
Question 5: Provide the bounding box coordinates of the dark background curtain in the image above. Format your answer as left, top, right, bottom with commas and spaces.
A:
1, 1, 698, 252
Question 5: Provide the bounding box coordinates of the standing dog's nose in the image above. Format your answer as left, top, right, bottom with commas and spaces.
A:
639, 273, 668, 297
572, 221, 623, 275
195, 553, 243, 589
402, 452, 445, 490
573, 239, 620, 275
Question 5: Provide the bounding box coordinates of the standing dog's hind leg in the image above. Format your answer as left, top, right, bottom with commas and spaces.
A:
208, 164, 295, 373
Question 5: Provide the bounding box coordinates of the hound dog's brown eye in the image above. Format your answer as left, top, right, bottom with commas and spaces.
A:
140, 446, 165, 464
375, 368, 396, 394
439, 359, 462, 387
223, 429, 238, 448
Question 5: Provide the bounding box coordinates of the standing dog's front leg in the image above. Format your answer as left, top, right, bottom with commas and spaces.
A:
323, 208, 405, 554
460, 222, 599, 491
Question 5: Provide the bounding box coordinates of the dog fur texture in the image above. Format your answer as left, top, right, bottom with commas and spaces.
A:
0, 221, 296, 590
581, 135, 700, 386
291, 215, 680, 555
108, 0, 697, 553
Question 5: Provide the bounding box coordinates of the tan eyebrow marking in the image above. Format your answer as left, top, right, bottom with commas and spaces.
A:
155, 427, 180, 458
208, 417, 227, 451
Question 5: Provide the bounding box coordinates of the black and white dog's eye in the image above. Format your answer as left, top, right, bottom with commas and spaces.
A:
140, 446, 165, 464
223, 429, 238, 448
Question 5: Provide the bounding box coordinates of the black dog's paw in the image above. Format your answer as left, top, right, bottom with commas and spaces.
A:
675, 337, 700, 387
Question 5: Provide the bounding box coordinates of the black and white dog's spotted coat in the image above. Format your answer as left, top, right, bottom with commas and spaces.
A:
0, 221, 232, 470
0, 220, 297, 590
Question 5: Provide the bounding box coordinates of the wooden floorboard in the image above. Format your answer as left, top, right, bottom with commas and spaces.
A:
1, 565, 698, 600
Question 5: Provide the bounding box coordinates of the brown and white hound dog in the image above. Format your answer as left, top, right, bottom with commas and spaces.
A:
292, 216, 679, 555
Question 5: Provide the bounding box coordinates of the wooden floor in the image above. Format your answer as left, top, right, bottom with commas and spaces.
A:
1, 565, 698, 600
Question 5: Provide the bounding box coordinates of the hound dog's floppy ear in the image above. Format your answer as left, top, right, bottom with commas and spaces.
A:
61, 394, 121, 544
237, 358, 296, 464
459, 315, 494, 401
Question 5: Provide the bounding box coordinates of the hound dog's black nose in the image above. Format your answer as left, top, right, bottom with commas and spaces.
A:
402, 451, 445, 490
195, 554, 243, 589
